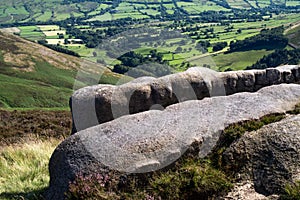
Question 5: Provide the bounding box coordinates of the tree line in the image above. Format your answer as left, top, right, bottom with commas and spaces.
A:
37, 40, 80, 57
228, 26, 288, 52
247, 49, 300, 70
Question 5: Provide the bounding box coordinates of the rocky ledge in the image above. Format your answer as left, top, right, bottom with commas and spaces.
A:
70, 65, 300, 133
46, 83, 300, 200
223, 114, 300, 197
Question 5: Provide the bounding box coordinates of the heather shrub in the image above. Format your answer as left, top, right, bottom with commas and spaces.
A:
150, 159, 232, 199
66, 172, 119, 200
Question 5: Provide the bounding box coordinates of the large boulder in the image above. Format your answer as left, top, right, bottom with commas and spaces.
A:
47, 84, 300, 200
223, 114, 300, 196
70, 65, 300, 133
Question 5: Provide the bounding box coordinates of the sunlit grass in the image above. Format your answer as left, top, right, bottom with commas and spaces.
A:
0, 139, 61, 200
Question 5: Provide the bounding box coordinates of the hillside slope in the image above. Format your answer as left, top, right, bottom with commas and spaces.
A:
0, 31, 125, 108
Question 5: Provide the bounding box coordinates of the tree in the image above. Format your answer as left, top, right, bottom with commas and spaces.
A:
113, 64, 129, 74
175, 46, 183, 53
212, 42, 227, 52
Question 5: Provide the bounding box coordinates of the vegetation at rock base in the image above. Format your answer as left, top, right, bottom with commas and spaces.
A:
65, 158, 233, 200
1, 103, 300, 199
280, 181, 300, 200
65, 104, 300, 200
288, 103, 300, 115
66, 172, 120, 200
149, 159, 232, 200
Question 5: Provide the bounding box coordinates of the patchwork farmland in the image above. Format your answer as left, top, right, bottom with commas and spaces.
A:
1, 0, 300, 72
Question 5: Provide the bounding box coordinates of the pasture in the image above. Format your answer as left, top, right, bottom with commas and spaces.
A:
212, 49, 274, 71
1, 0, 300, 25
1, 0, 298, 72
18, 26, 45, 41
37, 25, 60, 31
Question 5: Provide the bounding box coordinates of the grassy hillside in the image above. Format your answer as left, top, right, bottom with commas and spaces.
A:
0, 31, 126, 108
212, 49, 274, 71
285, 22, 300, 49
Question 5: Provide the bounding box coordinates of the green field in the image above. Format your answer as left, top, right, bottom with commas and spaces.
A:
0, 0, 300, 25
2, 0, 300, 85
178, 0, 230, 12
212, 49, 274, 71
69, 11, 300, 72
18, 26, 44, 41
14, 12, 300, 73
0, 59, 124, 108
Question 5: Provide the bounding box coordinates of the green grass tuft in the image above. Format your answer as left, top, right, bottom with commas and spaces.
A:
0, 139, 60, 200
280, 181, 300, 200
150, 159, 232, 199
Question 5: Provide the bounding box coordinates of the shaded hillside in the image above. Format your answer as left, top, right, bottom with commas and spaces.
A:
0, 31, 127, 108
285, 22, 300, 49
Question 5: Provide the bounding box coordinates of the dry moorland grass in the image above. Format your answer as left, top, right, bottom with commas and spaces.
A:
0, 109, 72, 199
0, 109, 72, 147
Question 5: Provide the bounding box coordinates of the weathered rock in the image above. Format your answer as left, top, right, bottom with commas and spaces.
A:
71, 65, 300, 133
47, 84, 300, 200
222, 114, 300, 196
222, 181, 279, 200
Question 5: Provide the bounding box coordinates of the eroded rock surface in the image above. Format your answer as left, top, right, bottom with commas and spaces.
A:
71, 65, 300, 133
222, 181, 279, 200
223, 114, 300, 196
47, 84, 300, 200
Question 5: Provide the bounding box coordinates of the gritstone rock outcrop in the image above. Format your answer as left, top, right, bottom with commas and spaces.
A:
70, 65, 300, 133
46, 83, 300, 200
223, 114, 300, 196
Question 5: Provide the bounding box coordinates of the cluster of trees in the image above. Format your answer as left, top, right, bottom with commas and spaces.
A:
66, 26, 127, 48
212, 42, 227, 52
229, 26, 288, 52
195, 40, 211, 52
195, 40, 227, 52
211, 0, 230, 9
37, 40, 80, 57
247, 49, 300, 69
112, 50, 170, 77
